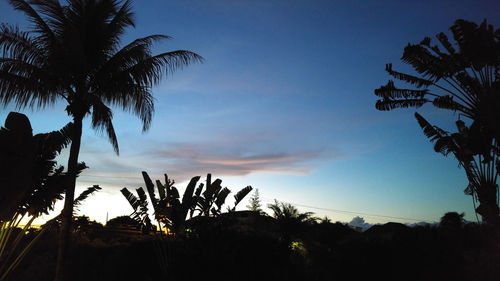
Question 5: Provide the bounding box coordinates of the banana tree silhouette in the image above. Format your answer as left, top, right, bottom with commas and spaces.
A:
0, 112, 79, 220
121, 171, 200, 234
0, 0, 202, 278
415, 113, 499, 224
120, 186, 154, 234
143, 171, 200, 234
374, 19, 500, 225
193, 174, 253, 217
0, 112, 99, 280
121, 172, 253, 233
193, 174, 224, 217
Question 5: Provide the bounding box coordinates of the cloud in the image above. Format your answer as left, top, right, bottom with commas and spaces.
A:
74, 135, 336, 190
138, 142, 328, 182
348, 216, 373, 232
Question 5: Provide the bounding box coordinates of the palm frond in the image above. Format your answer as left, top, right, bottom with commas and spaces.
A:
414, 112, 448, 142
202, 178, 221, 200
29, 0, 67, 36
189, 183, 204, 217
74, 161, 87, 177
105, 0, 135, 46
95, 47, 202, 132
436, 32, 456, 55
196, 176, 223, 216
297, 212, 315, 223
194, 183, 203, 197
180, 176, 200, 213
375, 98, 428, 111
0, 24, 43, 65
214, 187, 231, 211
92, 34, 171, 86
433, 135, 460, 156
90, 98, 119, 154
136, 187, 149, 215
414, 113, 466, 159
402, 44, 449, 80
155, 180, 166, 201
419, 37, 431, 47
8, 0, 56, 43
33, 121, 73, 160
385, 63, 434, 88
0, 70, 57, 109
374, 80, 428, 99
99, 85, 154, 132
432, 95, 469, 113
164, 174, 172, 198
170, 186, 180, 199
454, 71, 480, 96
233, 185, 253, 209
120, 187, 140, 211
121, 50, 203, 86
141, 171, 158, 211
268, 199, 283, 219
463, 183, 474, 195
73, 185, 101, 213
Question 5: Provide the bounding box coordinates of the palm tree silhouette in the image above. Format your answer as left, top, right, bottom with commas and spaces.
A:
268, 200, 315, 247
374, 19, 500, 225
415, 113, 499, 224
268, 200, 315, 223
0, 1, 202, 280
375, 20, 500, 144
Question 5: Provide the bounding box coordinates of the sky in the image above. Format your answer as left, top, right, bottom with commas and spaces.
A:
1, 0, 499, 225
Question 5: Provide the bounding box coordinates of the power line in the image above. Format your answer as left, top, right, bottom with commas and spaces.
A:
261, 197, 437, 223
80, 174, 438, 222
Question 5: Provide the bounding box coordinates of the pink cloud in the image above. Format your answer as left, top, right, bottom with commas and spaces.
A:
75, 139, 336, 188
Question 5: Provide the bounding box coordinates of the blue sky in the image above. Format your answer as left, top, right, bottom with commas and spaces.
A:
1, 0, 499, 224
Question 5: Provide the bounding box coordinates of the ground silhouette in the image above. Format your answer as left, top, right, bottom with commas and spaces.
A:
6, 211, 500, 281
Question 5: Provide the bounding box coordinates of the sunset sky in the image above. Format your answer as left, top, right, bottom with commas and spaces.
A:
1, 0, 499, 225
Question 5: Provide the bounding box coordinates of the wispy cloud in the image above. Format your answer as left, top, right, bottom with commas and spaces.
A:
76, 135, 337, 188
153, 143, 325, 175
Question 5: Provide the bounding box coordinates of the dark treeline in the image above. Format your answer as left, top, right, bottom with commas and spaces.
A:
9, 211, 500, 281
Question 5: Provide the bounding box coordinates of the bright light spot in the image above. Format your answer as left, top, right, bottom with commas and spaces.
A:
290, 240, 307, 255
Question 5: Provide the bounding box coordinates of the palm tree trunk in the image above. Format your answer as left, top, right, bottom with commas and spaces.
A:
476, 184, 500, 226
54, 118, 82, 281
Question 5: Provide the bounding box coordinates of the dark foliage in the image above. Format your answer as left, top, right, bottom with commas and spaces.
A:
121, 172, 253, 235
0, 112, 85, 220
8, 212, 500, 281
106, 215, 140, 228
375, 19, 500, 225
